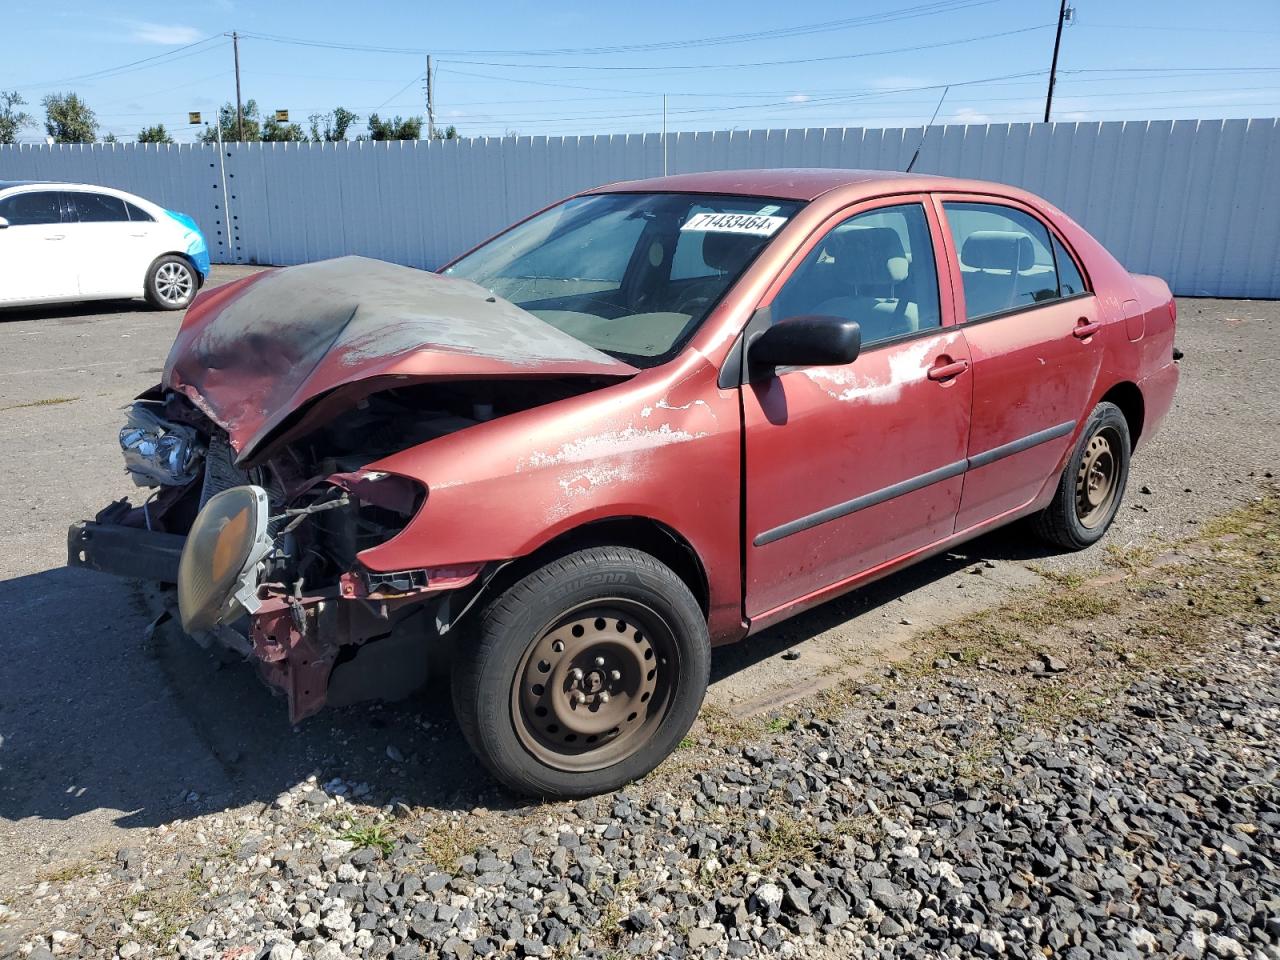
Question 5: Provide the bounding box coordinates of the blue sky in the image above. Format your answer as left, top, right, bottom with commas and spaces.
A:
4, 0, 1279, 142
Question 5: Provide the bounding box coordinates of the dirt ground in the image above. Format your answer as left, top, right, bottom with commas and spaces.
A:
0, 272, 1276, 897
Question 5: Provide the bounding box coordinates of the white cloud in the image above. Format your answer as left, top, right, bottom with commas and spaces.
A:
786, 94, 811, 103
949, 107, 992, 125
128, 21, 204, 45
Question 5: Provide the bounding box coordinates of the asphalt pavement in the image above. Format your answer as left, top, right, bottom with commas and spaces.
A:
0, 274, 1276, 892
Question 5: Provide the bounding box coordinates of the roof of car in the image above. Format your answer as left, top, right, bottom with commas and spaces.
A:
0, 179, 50, 189
590, 168, 991, 202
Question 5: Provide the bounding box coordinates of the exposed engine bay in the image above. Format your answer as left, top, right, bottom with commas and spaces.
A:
84, 375, 605, 721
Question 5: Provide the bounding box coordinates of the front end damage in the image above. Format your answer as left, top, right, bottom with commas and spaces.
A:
70, 390, 486, 722
68, 257, 637, 722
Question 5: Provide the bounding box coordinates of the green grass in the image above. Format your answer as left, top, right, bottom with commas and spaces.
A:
340, 822, 396, 856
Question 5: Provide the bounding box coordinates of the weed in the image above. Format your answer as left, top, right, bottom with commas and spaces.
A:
340, 821, 396, 856
0, 396, 79, 411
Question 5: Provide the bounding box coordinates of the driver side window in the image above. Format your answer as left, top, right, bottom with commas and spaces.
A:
772, 203, 941, 349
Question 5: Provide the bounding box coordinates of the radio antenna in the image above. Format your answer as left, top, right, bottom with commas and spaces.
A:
905, 85, 950, 173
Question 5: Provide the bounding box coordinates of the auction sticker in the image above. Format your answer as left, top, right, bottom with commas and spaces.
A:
680, 212, 788, 236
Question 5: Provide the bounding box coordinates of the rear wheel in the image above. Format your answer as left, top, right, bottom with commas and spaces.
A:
145, 255, 196, 310
1033, 401, 1131, 550
452, 546, 709, 798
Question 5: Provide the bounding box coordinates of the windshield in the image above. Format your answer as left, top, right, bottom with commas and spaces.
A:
445, 192, 802, 367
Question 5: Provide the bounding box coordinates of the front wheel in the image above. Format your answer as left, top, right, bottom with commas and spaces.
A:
1033, 401, 1131, 550
452, 546, 710, 798
144, 255, 196, 310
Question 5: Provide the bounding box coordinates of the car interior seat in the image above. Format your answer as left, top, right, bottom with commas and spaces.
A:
958, 230, 1036, 317
802, 226, 919, 342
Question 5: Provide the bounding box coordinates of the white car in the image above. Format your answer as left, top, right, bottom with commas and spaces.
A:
0, 180, 211, 310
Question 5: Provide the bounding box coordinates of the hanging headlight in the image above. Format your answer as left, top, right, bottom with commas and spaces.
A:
178, 485, 273, 633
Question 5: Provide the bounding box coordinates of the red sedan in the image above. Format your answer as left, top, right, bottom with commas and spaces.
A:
70, 169, 1179, 797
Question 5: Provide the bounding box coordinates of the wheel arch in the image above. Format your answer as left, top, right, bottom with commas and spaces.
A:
464, 515, 711, 627
1099, 381, 1145, 449
151, 250, 205, 287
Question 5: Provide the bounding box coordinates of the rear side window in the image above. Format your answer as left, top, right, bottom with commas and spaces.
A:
125, 201, 155, 223
1053, 235, 1086, 296
0, 191, 63, 225
943, 202, 1063, 320
73, 192, 130, 222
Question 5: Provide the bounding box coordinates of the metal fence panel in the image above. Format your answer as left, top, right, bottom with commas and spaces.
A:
3, 119, 1277, 297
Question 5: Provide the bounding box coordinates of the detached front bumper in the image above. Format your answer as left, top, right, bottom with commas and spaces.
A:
67, 520, 186, 583
67, 515, 484, 724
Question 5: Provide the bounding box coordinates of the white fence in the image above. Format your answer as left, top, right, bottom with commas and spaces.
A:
3, 118, 1278, 298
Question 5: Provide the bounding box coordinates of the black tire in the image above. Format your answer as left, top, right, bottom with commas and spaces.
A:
144, 255, 197, 310
1033, 401, 1131, 550
451, 546, 710, 798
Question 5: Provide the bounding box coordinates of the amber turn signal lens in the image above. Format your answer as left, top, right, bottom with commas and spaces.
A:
178, 485, 270, 633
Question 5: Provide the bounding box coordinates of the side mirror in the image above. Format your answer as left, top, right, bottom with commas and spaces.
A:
748, 315, 861, 377
0, 217, 9, 229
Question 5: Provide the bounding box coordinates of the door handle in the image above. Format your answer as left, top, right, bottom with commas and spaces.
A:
44, 234, 65, 240
1072, 318, 1101, 339
927, 358, 970, 381
130, 232, 149, 237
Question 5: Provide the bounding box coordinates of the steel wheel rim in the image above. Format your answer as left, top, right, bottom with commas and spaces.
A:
512, 599, 678, 772
156, 262, 193, 304
1075, 427, 1120, 528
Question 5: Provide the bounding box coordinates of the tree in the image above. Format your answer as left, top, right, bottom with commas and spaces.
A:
309, 106, 358, 142
432, 124, 459, 140
199, 99, 262, 143
42, 92, 97, 143
365, 113, 422, 141
0, 91, 33, 144
103, 132, 119, 143
136, 124, 173, 144
262, 116, 306, 142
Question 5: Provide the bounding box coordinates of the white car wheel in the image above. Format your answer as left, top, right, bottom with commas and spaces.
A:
146, 255, 196, 310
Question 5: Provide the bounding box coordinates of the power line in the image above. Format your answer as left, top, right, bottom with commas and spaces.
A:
14, 36, 227, 90
443, 25, 1056, 72
233, 1, 1003, 58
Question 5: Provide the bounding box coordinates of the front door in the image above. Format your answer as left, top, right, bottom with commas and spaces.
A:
935, 197, 1103, 530
0, 189, 72, 304
742, 198, 972, 619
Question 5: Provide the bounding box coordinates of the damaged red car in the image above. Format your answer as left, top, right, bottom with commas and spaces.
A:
69, 169, 1179, 797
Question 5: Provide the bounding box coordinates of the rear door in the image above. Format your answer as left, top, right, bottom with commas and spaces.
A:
741, 196, 971, 619
935, 196, 1102, 530
65, 191, 149, 298
0, 189, 73, 304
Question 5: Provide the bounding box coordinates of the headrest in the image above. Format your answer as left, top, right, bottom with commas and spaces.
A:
825, 226, 909, 286
701, 230, 763, 272
961, 231, 1033, 272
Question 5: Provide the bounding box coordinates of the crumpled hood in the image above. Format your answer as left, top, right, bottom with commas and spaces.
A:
164, 256, 636, 462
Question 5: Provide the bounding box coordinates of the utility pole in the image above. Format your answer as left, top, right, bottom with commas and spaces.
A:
232, 31, 244, 141
426, 54, 436, 139
1043, 0, 1068, 123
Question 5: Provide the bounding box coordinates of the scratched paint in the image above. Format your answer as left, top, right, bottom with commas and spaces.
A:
803, 338, 939, 405
524, 423, 706, 470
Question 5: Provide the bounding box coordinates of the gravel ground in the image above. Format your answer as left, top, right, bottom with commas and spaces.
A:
2, 490, 1276, 960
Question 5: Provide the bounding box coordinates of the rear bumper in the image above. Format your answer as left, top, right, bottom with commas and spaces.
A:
1137, 359, 1180, 451
67, 520, 186, 583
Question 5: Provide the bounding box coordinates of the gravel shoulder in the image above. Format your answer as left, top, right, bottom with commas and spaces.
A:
2, 487, 1276, 960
